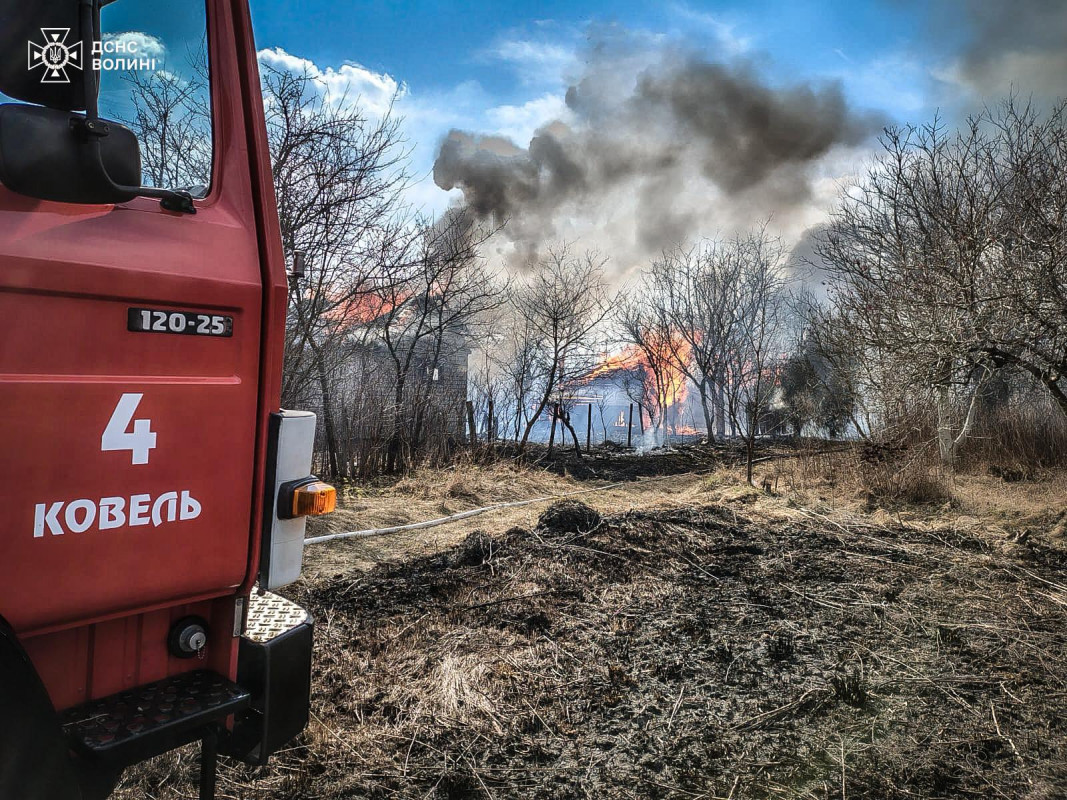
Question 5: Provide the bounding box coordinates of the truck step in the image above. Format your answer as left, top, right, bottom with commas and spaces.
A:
244, 590, 311, 642
61, 670, 250, 765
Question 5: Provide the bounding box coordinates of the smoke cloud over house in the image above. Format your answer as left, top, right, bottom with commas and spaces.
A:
930, 0, 1067, 101
433, 32, 887, 275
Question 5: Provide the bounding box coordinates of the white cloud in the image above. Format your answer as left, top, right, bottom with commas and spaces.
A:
103, 31, 167, 62
257, 47, 405, 117
485, 38, 579, 85
485, 93, 572, 144
666, 3, 752, 56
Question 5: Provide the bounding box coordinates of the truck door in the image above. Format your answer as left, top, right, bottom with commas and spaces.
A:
0, 0, 278, 707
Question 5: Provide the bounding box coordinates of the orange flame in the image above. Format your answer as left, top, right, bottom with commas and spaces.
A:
585, 338, 692, 411
586, 345, 646, 381
321, 292, 404, 328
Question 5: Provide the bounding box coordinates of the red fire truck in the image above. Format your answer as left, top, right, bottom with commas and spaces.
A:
0, 1, 335, 798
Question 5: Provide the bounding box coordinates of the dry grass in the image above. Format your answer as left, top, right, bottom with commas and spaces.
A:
302, 461, 714, 579
117, 482, 1067, 799
113, 451, 1067, 799
302, 449, 1067, 580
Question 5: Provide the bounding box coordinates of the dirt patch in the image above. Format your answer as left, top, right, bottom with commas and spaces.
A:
538, 441, 731, 481
536, 500, 602, 535
117, 498, 1067, 799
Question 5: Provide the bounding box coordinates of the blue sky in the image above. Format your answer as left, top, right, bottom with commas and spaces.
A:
76, 1, 1061, 274
247, 1, 942, 119
254, 2, 904, 98
236, 0, 1067, 275
244, 0, 962, 219
3, 0, 1057, 275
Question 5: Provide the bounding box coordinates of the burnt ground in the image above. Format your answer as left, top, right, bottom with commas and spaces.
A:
119, 496, 1067, 799
520, 440, 742, 481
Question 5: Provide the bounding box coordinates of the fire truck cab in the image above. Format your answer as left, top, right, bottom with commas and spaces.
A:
0, 2, 332, 798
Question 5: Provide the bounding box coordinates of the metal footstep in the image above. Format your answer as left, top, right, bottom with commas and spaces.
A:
244, 590, 311, 642
60, 670, 250, 765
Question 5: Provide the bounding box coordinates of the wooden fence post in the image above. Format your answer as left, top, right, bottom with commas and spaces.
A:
627, 403, 634, 449
466, 400, 477, 447
586, 403, 592, 451
547, 403, 558, 455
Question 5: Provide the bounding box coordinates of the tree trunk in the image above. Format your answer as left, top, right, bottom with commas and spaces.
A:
547, 403, 558, 455
697, 378, 716, 444
745, 432, 756, 485
386, 375, 407, 473
308, 338, 340, 478
560, 409, 583, 457
466, 400, 478, 448
712, 375, 725, 439
317, 363, 340, 478
586, 404, 592, 451
518, 382, 555, 455
934, 381, 982, 469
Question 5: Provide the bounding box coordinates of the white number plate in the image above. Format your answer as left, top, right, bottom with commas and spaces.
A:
128, 308, 234, 338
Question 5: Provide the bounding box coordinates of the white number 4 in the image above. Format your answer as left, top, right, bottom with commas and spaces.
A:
102, 394, 157, 465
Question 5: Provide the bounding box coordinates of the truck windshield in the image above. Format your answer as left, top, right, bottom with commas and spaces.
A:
0, 2, 214, 199
97, 1, 214, 196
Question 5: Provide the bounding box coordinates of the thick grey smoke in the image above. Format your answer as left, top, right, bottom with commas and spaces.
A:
931, 0, 1067, 101
627, 61, 879, 194
433, 39, 886, 274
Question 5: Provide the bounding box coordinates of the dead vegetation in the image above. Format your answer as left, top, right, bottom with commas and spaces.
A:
116, 452, 1067, 798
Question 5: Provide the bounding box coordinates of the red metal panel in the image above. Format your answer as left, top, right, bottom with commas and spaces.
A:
230, 0, 290, 594
89, 618, 133, 700
0, 0, 285, 709
23, 626, 91, 709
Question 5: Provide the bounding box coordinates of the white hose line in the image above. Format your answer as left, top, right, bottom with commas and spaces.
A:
304, 446, 851, 547
303, 474, 686, 547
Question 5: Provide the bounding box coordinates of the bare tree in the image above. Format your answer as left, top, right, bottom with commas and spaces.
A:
778, 324, 860, 439
372, 210, 503, 471
119, 42, 212, 192
981, 99, 1067, 416
643, 242, 743, 442
721, 229, 788, 484
815, 107, 1023, 466
262, 66, 411, 476
512, 246, 609, 455
615, 291, 680, 444
592, 390, 613, 444
494, 313, 548, 443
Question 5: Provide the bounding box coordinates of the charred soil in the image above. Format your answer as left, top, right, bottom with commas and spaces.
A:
120, 495, 1067, 798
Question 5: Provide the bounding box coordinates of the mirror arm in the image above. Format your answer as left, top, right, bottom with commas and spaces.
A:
76, 0, 196, 215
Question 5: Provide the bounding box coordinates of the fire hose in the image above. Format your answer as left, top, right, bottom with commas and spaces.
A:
303, 474, 687, 547
302, 447, 831, 547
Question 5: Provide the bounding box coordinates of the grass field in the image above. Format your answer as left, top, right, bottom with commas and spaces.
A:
117, 447, 1067, 799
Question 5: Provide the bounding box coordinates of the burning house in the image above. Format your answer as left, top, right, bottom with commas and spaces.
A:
521, 346, 711, 449
579, 349, 707, 446
290, 292, 473, 476
531, 344, 792, 449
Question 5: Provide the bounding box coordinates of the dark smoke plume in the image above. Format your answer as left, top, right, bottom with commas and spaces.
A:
929, 0, 1067, 100
627, 61, 878, 194
433, 38, 886, 272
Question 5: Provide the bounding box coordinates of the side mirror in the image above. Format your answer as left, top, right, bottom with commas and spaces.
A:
0, 0, 92, 111
0, 104, 139, 204
0, 0, 195, 213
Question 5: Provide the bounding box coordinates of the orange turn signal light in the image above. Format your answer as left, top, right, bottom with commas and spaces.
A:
291, 482, 337, 518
